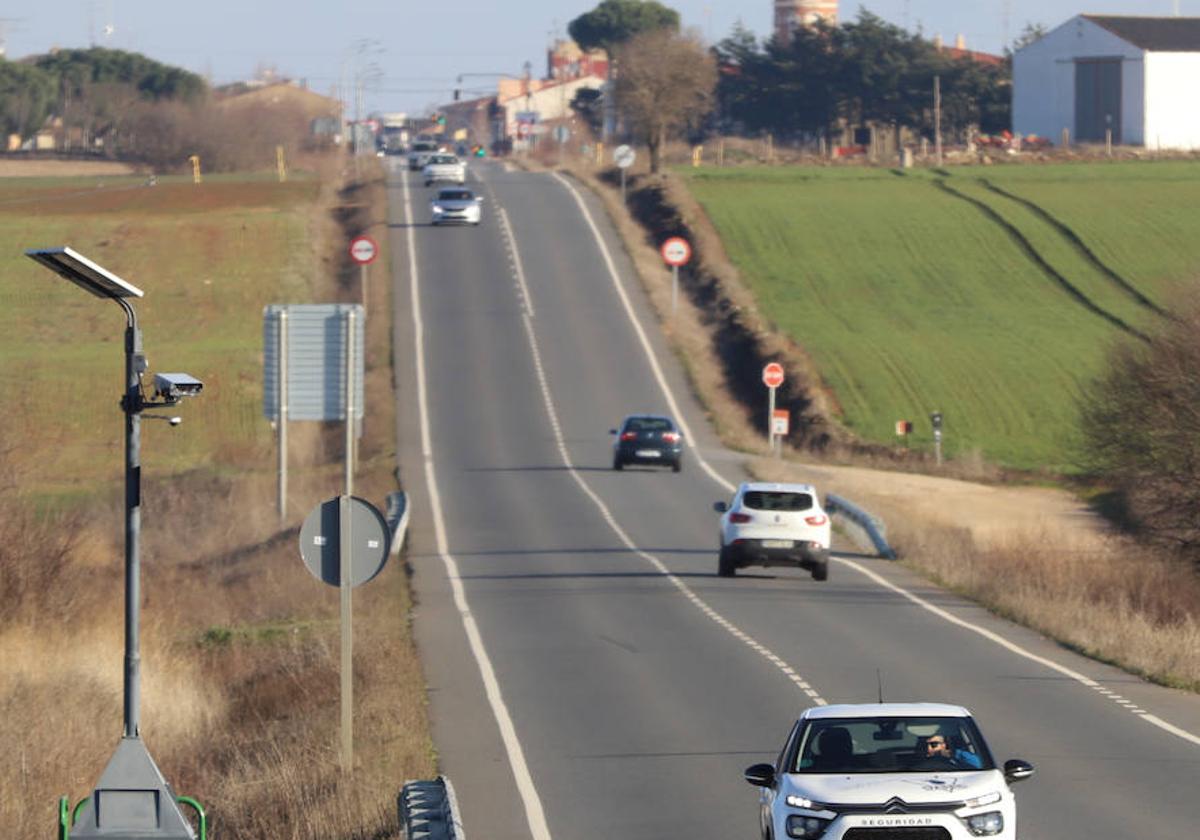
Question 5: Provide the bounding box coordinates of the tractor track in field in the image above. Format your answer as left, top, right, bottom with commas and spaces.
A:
978, 178, 1172, 320
933, 178, 1150, 343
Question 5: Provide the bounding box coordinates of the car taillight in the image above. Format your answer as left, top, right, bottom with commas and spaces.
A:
730, 512, 752, 524
620, 432, 638, 441
805, 514, 828, 526
661, 432, 680, 443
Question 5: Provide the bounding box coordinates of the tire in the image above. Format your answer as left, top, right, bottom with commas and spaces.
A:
671, 460, 681, 473
612, 456, 624, 471
718, 546, 736, 577
811, 560, 829, 582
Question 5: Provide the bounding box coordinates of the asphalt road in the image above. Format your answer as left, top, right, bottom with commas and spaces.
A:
387, 157, 1200, 840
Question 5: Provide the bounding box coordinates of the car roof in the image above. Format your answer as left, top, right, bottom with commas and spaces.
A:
802, 702, 973, 720
622, 414, 674, 423
738, 481, 818, 494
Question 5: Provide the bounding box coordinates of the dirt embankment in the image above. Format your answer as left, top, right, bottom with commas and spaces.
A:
0, 157, 140, 177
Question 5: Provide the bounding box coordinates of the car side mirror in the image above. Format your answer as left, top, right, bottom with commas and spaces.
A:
1004, 759, 1035, 784
476, 196, 485, 203
713, 501, 729, 513
609, 429, 618, 435
744, 763, 775, 788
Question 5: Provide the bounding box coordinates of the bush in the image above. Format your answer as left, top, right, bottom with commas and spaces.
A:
1079, 301, 1200, 564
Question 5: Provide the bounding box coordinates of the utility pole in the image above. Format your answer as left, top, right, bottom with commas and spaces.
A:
934, 75, 943, 166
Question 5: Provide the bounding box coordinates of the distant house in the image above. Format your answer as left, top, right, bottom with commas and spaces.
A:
1014, 15, 1200, 149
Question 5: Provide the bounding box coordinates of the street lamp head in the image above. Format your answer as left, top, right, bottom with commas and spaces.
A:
25, 246, 144, 299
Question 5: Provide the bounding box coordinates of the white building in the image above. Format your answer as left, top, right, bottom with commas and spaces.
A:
1014, 15, 1200, 150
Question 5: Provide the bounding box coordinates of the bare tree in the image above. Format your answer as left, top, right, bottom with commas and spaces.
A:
614, 28, 717, 173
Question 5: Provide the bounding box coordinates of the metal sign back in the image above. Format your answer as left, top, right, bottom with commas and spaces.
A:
263, 304, 364, 422
299, 495, 389, 587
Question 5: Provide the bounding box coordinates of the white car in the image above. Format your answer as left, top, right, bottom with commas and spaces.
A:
430, 187, 483, 226
746, 703, 1035, 840
422, 154, 466, 186
407, 140, 439, 170
714, 482, 831, 580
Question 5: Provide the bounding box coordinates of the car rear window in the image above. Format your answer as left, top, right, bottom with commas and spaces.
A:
626, 417, 673, 432
439, 191, 472, 201
743, 491, 813, 511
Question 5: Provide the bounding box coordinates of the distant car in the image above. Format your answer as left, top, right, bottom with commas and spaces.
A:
610, 415, 683, 472
430, 187, 483, 226
745, 703, 1034, 840
423, 154, 466, 186
407, 140, 439, 170
714, 481, 831, 579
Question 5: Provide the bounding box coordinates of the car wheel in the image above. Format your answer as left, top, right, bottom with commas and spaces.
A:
811, 560, 829, 582
718, 546, 736, 577
671, 459, 681, 473
612, 456, 624, 471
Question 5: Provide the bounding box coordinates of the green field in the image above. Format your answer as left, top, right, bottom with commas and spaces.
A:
0, 174, 322, 498
683, 162, 1200, 470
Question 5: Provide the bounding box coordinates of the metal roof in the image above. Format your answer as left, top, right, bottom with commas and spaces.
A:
1083, 15, 1200, 51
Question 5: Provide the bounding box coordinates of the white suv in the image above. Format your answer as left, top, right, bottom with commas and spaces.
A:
714, 482, 831, 580
746, 703, 1035, 840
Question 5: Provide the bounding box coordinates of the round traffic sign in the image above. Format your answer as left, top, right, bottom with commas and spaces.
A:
299, 495, 390, 588
613, 144, 636, 169
349, 235, 378, 265
762, 362, 785, 389
661, 236, 691, 267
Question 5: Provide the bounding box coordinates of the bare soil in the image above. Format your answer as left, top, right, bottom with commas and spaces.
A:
0, 158, 140, 177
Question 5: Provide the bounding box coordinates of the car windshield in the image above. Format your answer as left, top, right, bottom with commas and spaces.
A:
625, 417, 673, 432
439, 191, 473, 201
791, 716, 994, 774
430, 155, 457, 164
743, 491, 813, 511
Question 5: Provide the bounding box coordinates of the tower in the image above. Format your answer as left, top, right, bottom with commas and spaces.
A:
774, 0, 839, 43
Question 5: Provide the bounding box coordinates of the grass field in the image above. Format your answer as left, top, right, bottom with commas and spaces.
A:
0, 165, 431, 839
683, 161, 1200, 470
0, 174, 321, 496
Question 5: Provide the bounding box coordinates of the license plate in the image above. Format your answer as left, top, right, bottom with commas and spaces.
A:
761, 539, 793, 549
635, 449, 662, 458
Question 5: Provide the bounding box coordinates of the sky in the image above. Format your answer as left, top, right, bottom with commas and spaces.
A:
2, 1, 1186, 115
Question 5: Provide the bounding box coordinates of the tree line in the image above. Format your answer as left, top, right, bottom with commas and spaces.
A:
0, 48, 204, 143
715, 11, 1011, 147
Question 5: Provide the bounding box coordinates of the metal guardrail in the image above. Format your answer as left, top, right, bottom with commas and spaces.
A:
386, 491, 410, 555
826, 494, 896, 560
399, 776, 465, 840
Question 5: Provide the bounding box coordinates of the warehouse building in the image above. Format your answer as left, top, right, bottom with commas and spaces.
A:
1014, 15, 1200, 150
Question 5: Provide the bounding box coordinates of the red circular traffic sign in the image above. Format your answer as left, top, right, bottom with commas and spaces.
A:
762, 362, 785, 389
661, 236, 691, 267
349, 235, 378, 265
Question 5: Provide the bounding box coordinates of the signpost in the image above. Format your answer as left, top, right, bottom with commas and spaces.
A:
930, 411, 944, 465
300, 495, 390, 773
660, 236, 691, 319
349, 235, 377, 312
613, 143, 636, 204
264, 304, 366, 521
762, 362, 785, 454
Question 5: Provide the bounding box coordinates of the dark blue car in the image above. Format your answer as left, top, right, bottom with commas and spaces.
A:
610, 414, 683, 472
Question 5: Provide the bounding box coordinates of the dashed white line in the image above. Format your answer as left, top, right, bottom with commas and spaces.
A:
547, 168, 1200, 751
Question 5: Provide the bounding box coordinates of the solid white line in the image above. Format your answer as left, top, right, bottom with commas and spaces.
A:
839, 556, 1200, 748
550, 172, 736, 495
401, 170, 555, 840
549, 169, 1200, 751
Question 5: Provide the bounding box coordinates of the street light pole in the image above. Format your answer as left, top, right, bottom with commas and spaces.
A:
119, 296, 144, 738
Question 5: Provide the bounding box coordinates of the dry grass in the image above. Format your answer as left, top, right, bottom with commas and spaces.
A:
533, 146, 1200, 693
0, 156, 433, 839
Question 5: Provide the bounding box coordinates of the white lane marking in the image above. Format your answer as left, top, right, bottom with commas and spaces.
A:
549, 170, 1200, 751
495, 198, 826, 703
498, 207, 535, 318
840, 556, 1200, 748
401, 171, 555, 840
550, 172, 736, 495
